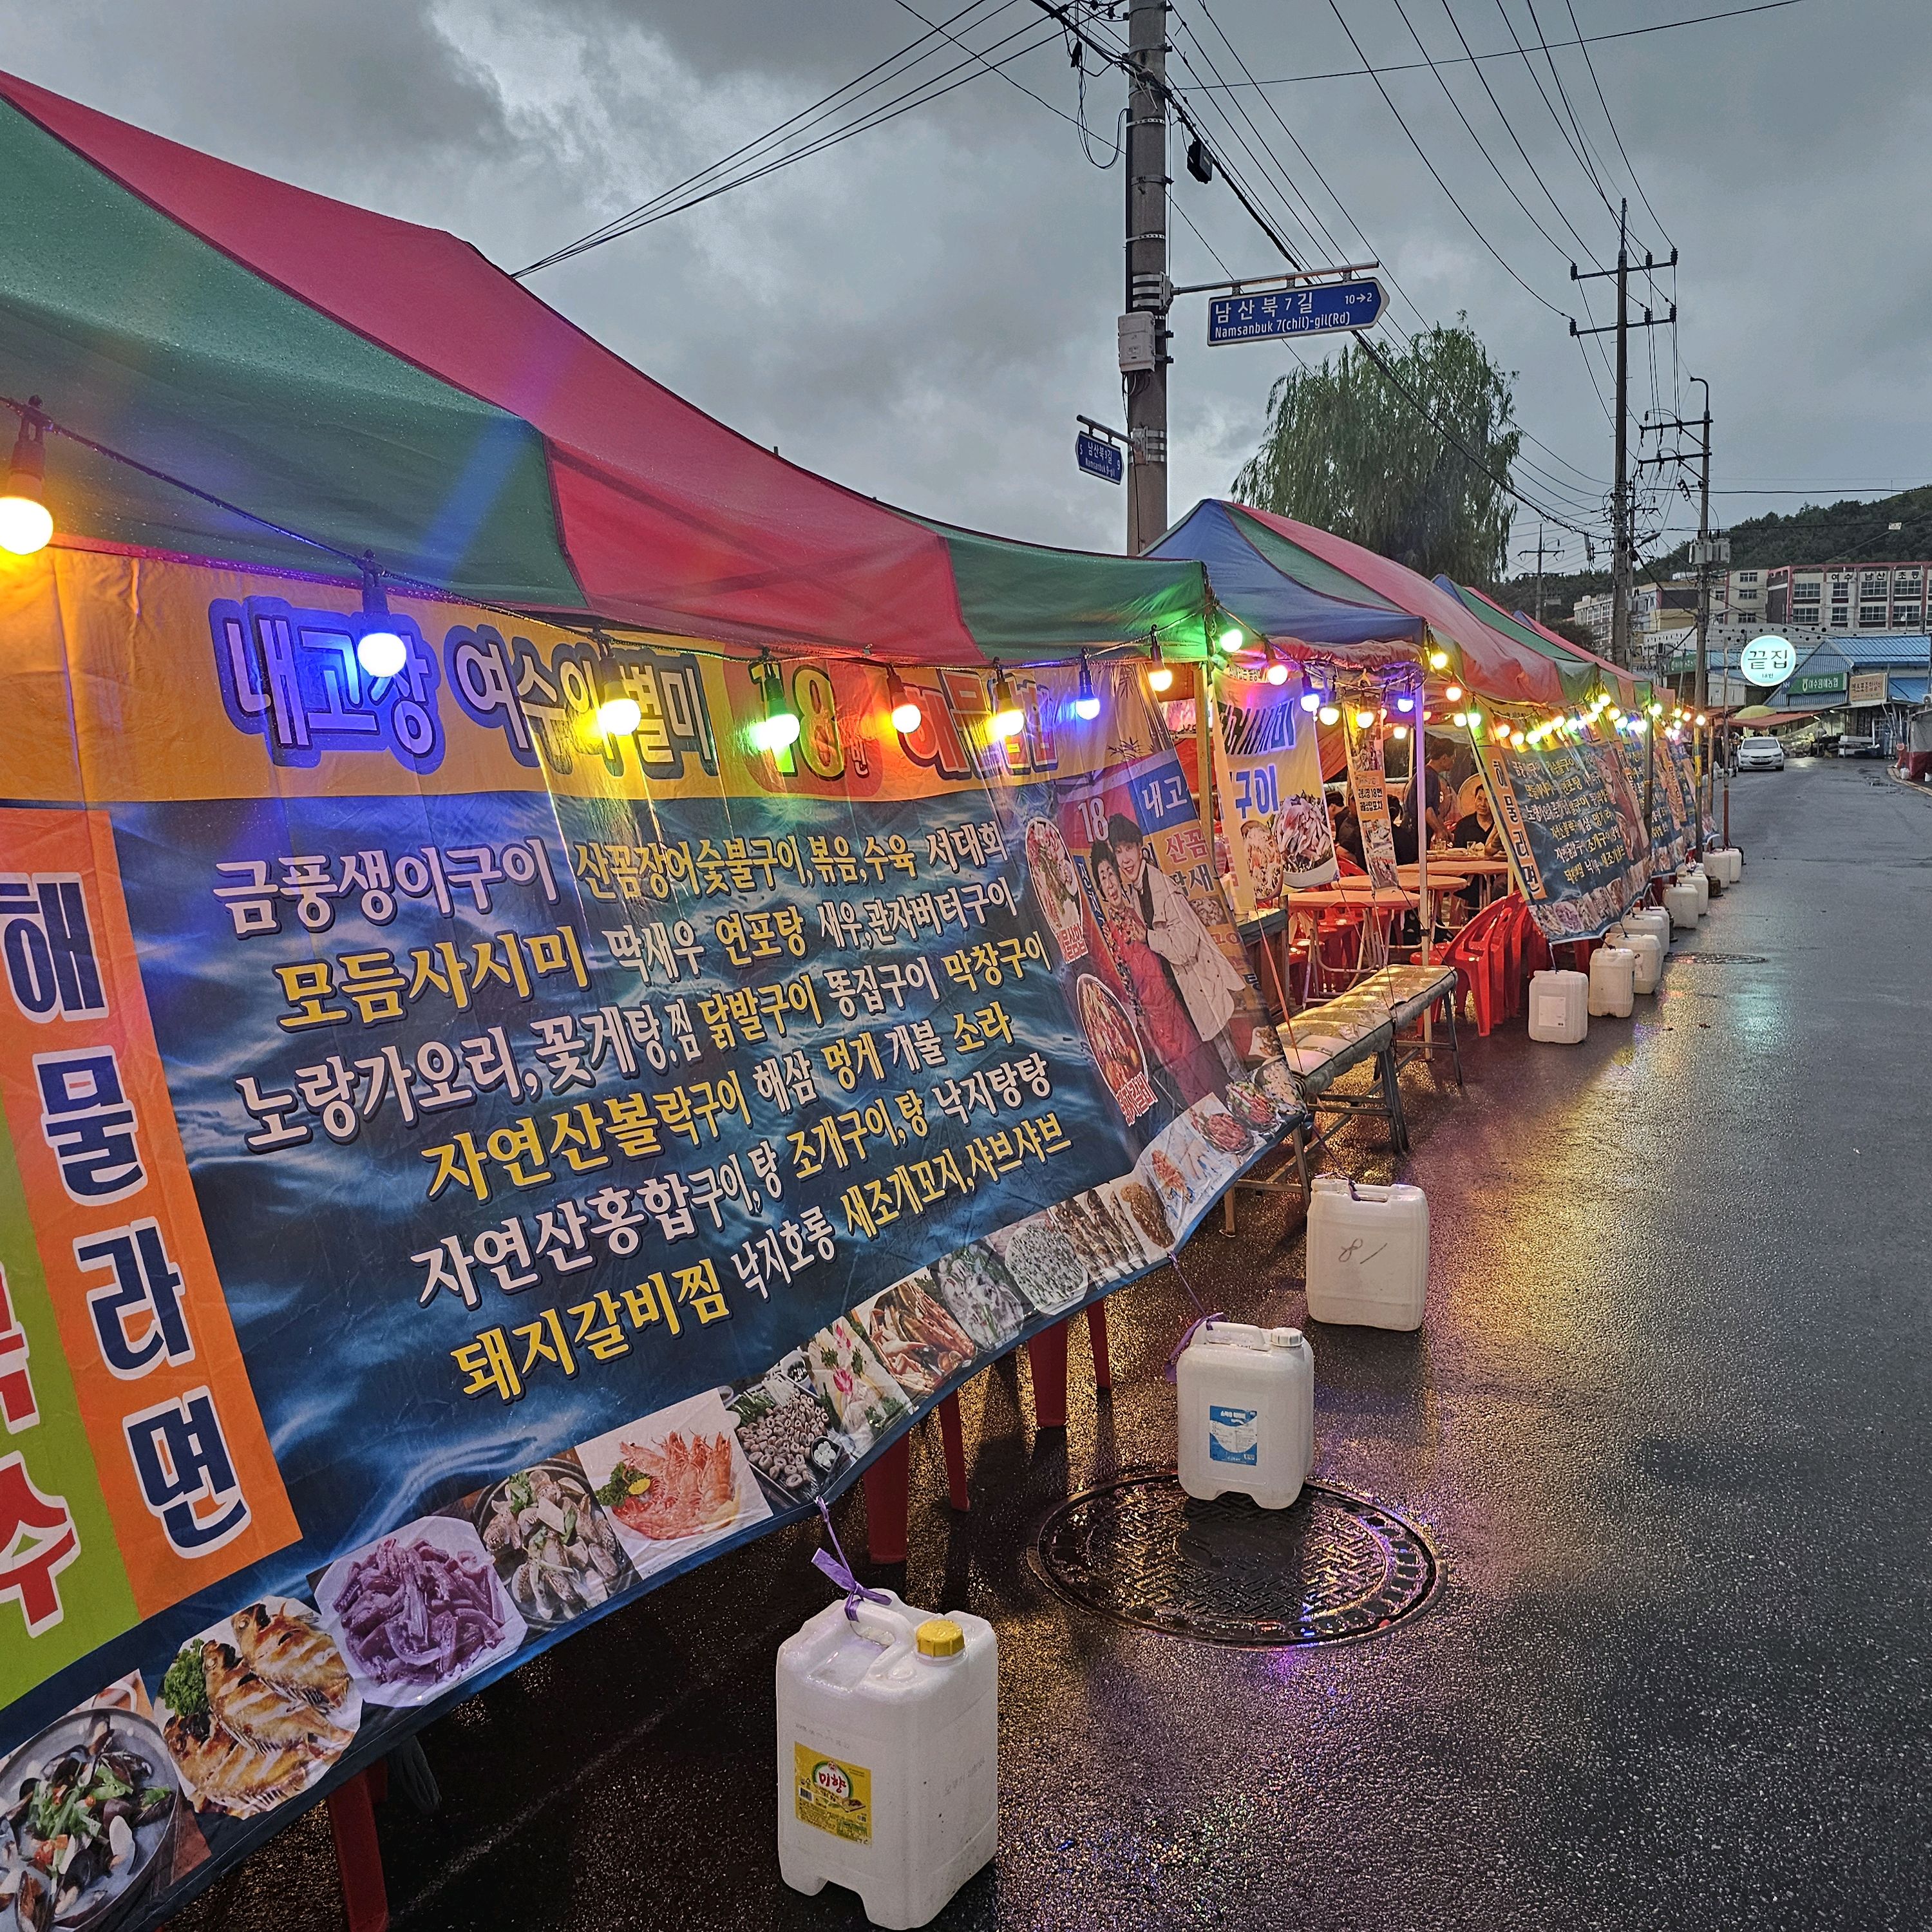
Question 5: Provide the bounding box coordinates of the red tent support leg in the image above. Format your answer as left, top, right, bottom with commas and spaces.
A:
862, 1435, 911, 1564
936, 1394, 969, 1511
327, 1769, 389, 1932
1086, 1299, 1113, 1394
1027, 1321, 1070, 1430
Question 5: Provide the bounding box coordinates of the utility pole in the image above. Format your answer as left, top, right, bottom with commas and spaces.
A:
1123, 0, 1168, 555
1518, 524, 1550, 626
1571, 200, 1676, 669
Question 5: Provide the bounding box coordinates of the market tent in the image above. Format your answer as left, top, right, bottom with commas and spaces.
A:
0, 68, 1211, 664
1446, 582, 1652, 708
1166, 502, 1569, 705
1146, 499, 1424, 655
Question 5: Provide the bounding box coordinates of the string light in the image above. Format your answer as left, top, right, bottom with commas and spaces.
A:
746, 653, 801, 753
1428, 648, 1450, 670
1444, 684, 1463, 703
988, 668, 1025, 741
1353, 707, 1375, 729
1072, 653, 1101, 722
594, 696, 642, 737
1391, 724, 1409, 741
1218, 624, 1245, 655
0, 399, 52, 557
887, 668, 923, 735
1395, 694, 1415, 714
1464, 709, 1482, 729
1318, 703, 1341, 726
354, 559, 408, 679
1264, 645, 1289, 687
1146, 636, 1173, 695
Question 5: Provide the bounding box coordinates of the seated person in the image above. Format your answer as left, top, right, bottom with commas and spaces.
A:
1329, 795, 1365, 869
1454, 787, 1504, 854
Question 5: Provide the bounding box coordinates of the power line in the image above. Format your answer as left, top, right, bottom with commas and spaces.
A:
516, 6, 1061, 276
1324, 0, 1573, 320
1564, 0, 1674, 250
1187, 2, 1804, 91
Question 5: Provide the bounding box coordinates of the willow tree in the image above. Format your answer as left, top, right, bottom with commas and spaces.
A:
1232, 320, 1520, 583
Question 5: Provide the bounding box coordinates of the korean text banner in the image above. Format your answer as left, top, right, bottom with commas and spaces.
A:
0, 551, 1307, 1917
1474, 712, 1652, 940
1209, 670, 1336, 921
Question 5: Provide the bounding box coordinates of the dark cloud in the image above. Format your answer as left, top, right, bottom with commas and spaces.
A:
5, 0, 1927, 566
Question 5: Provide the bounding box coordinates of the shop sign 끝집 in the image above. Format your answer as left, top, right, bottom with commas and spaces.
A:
0, 548, 1316, 1927
1738, 634, 1797, 687
1848, 672, 1891, 706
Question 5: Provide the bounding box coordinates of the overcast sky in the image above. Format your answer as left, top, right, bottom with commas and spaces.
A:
5, 0, 1926, 573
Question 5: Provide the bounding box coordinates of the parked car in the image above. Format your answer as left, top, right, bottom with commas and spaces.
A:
1736, 735, 1786, 772
1836, 734, 1883, 759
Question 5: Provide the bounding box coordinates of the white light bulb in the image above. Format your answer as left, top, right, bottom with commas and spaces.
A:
0, 493, 53, 556
596, 696, 642, 737
356, 628, 408, 679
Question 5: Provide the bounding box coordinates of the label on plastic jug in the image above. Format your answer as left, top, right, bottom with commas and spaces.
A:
794, 1745, 873, 1844
1208, 1404, 1260, 1464
1535, 995, 1567, 1032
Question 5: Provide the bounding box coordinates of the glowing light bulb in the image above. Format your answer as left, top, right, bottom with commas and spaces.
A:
0, 493, 52, 556
1300, 690, 1321, 713
891, 696, 923, 732
1696, 713, 1707, 726
747, 710, 800, 753
1648, 701, 1663, 716
1465, 709, 1482, 728
595, 696, 642, 737
1396, 696, 1415, 714
1391, 724, 1409, 741
1510, 730, 1526, 748
356, 629, 407, 679
1318, 704, 1341, 726
1072, 654, 1102, 722
1145, 638, 1173, 694
1451, 712, 1468, 728
1265, 658, 1289, 686
1607, 705, 1623, 721
1218, 626, 1245, 653
1444, 684, 1463, 703
1353, 708, 1375, 729
1428, 649, 1450, 670
988, 671, 1025, 740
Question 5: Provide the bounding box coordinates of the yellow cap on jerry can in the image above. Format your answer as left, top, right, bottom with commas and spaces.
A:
915, 1617, 965, 1658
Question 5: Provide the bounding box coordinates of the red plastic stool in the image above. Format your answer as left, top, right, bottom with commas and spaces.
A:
937, 1394, 969, 1511
860, 1433, 911, 1564
327, 1768, 389, 1932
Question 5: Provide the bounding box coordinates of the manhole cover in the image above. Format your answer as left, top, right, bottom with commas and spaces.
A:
1034, 1471, 1440, 1647
1673, 952, 1769, 964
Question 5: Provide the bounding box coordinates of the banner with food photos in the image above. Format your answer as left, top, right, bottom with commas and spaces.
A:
1209, 669, 1336, 920
1473, 708, 1653, 941
0, 549, 1307, 1923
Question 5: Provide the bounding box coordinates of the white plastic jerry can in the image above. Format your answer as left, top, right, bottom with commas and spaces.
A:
1305, 1174, 1430, 1332
1610, 928, 1663, 994
777, 1590, 998, 1929
1708, 847, 1743, 885
1663, 881, 1701, 930
1587, 944, 1636, 1018
1685, 868, 1710, 914
1528, 967, 1589, 1043
1176, 1320, 1314, 1508
1627, 905, 1672, 956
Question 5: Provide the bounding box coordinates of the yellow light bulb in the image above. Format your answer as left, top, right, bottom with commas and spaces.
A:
891, 698, 923, 733
1146, 664, 1174, 694
594, 696, 642, 737
1444, 684, 1463, 703
1353, 708, 1375, 728
1392, 724, 1409, 741
0, 493, 53, 556
1318, 704, 1341, 726
1428, 648, 1450, 670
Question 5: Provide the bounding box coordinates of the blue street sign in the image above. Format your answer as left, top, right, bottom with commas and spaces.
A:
1206, 278, 1385, 345
1075, 431, 1124, 485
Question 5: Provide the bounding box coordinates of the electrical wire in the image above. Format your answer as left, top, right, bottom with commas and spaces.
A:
517, 8, 1063, 276
1188, 1, 1804, 91
1564, 0, 1674, 251
1323, 0, 1572, 320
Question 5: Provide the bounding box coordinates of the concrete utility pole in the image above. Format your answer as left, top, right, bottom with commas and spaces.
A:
1519, 524, 1550, 627
1571, 200, 1676, 670
1613, 203, 1631, 668
1692, 377, 1712, 719
1124, 0, 1168, 555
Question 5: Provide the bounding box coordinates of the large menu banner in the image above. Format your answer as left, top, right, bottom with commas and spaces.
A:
1209, 669, 1336, 919
1342, 715, 1401, 891
1475, 711, 1652, 940
0, 551, 1306, 1917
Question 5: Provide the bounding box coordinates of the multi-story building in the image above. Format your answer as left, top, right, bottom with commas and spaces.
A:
1764, 562, 1931, 634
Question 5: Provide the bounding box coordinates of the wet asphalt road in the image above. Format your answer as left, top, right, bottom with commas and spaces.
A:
175, 759, 1932, 1932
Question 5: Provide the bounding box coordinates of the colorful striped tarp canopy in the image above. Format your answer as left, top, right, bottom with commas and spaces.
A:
0, 68, 1221, 666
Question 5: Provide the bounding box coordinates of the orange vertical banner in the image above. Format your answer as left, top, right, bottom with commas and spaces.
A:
0, 806, 296, 1617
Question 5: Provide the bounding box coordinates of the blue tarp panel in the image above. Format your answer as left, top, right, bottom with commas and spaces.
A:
1149, 500, 1423, 650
